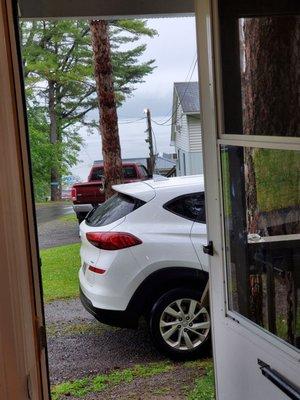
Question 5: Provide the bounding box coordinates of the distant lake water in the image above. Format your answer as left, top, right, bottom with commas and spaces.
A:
70, 116, 173, 181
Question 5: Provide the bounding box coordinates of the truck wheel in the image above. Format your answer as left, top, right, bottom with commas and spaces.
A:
149, 288, 211, 360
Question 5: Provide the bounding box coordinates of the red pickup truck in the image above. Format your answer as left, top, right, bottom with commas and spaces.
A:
71, 162, 150, 223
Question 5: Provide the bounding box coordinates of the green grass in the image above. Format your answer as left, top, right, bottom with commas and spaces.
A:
187, 360, 215, 400
58, 212, 77, 222
221, 148, 299, 214
51, 359, 215, 400
40, 243, 81, 302
51, 362, 173, 400
253, 148, 300, 212
46, 322, 116, 337
36, 200, 72, 206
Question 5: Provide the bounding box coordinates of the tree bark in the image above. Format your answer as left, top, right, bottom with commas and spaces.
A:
243, 16, 300, 231
49, 79, 61, 201
243, 16, 300, 137
90, 20, 123, 199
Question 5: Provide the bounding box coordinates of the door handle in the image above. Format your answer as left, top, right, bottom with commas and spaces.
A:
203, 241, 214, 256
258, 359, 300, 400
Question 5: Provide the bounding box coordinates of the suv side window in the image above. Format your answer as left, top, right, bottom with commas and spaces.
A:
164, 192, 206, 223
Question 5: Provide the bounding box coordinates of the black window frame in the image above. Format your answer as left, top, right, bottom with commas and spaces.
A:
163, 192, 206, 223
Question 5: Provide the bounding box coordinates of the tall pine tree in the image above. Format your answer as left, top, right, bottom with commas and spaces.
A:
21, 20, 156, 200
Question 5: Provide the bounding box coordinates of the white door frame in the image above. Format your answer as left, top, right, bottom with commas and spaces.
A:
195, 0, 300, 398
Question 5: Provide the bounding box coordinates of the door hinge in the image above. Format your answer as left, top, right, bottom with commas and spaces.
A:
203, 241, 214, 256
27, 374, 33, 400
37, 324, 47, 351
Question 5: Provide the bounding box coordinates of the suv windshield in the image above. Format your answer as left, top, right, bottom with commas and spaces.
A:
85, 193, 145, 227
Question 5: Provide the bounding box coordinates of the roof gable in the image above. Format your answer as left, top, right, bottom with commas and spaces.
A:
174, 82, 200, 113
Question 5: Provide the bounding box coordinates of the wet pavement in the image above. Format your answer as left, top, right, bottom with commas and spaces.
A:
35, 202, 80, 249
36, 202, 74, 224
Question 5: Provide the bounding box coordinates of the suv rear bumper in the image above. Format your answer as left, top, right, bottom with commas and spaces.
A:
79, 288, 139, 328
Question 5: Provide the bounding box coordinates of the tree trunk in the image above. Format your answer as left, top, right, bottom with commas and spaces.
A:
90, 20, 123, 199
243, 17, 300, 137
243, 16, 300, 231
49, 79, 61, 201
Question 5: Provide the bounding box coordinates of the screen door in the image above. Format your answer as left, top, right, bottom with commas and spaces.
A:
196, 0, 300, 398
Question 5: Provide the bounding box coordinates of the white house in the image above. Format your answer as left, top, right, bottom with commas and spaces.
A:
170, 82, 202, 176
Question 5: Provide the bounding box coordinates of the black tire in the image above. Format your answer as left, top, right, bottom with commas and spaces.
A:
149, 287, 211, 360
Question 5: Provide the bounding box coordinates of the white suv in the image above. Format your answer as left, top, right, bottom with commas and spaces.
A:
79, 175, 210, 359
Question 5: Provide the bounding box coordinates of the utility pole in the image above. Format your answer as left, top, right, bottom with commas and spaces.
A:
144, 108, 155, 177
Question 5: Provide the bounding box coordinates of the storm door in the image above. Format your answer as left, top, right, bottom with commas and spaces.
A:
196, 0, 300, 398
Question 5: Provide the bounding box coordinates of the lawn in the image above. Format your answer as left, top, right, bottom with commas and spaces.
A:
58, 212, 77, 222
40, 243, 81, 302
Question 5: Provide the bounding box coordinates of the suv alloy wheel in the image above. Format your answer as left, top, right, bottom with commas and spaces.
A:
149, 288, 211, 360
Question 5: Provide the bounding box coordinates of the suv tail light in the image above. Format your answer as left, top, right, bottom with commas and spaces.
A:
71, 187, 77, 201
86, 232, 142, 250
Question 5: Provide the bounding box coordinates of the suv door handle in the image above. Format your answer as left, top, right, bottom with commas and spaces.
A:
203, 241, 214, 256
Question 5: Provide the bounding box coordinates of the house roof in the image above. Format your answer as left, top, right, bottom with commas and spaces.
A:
174, 82, 200, 113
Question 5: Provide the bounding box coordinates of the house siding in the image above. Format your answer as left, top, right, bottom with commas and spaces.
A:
175, 149, 203, 176
174, 104, 190, 152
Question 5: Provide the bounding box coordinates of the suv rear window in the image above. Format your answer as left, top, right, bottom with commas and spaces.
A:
164, 192, 206, 223
85, 193, 145, 227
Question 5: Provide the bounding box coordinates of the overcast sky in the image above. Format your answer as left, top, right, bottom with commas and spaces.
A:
118, 16, 198, 118
72, 17, 198, 180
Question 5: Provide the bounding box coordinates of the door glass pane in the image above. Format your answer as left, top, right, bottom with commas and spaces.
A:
219, 14, 300, 136
221, 145, 300, 349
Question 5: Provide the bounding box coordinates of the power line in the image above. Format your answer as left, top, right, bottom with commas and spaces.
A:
152, 52, 198, 122
151, 57, 198, 127
118, 117, 146, 125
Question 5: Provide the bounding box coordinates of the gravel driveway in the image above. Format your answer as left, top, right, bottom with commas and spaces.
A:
45, 299, 165, 385
45, 299, 212, 399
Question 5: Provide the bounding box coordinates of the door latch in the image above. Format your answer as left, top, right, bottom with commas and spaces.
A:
203, 241, 214, 256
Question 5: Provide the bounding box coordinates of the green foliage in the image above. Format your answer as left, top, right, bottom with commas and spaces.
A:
51, 362, 172, 399
20, 20, 157, 200
40, 243, 81, 302
253, 148, 300, 212
27, 106, 52, 200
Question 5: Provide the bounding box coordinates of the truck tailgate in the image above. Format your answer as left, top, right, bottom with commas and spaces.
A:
73, 181, 105, 204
